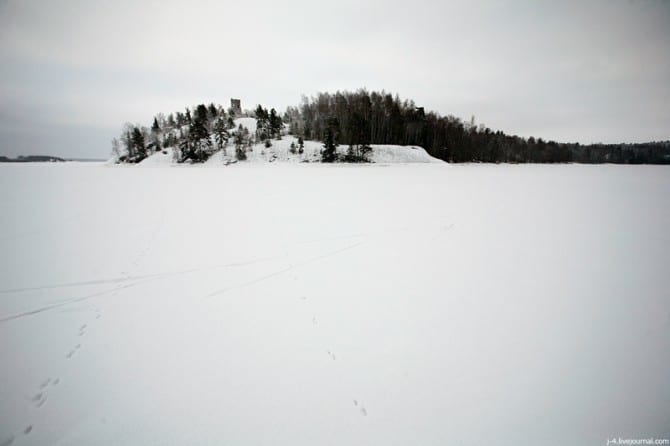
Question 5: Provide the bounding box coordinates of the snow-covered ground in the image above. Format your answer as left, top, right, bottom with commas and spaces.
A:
135, 118, 441, 166
137, 139, 439, 166
1, 162, 669, 445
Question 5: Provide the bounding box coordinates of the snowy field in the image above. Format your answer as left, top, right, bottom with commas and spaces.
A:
1, 162, 669, 445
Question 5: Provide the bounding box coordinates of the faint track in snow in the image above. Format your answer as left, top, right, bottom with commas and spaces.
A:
294, 222, 413, 247
0, 255, 286, 322
206, 241, 364, 298
126, 203, 167, 273
0, 277, 154, 323
0, 275, 151, 294
297, 232, 369, 245
431, 223, 455, 241
0, 255, 283, 295
0, 220, 435, 297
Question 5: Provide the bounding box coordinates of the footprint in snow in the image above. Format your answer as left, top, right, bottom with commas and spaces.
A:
33, 392, 47, 408
0, 435, 15, 446
40, 378, 51, 389
312, 317, 317, 325
353, 399, 367, 415
66, 345, 80, 359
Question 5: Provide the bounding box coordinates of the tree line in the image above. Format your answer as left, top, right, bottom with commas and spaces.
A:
287, 89, 670, 164
113, 90, 670, 164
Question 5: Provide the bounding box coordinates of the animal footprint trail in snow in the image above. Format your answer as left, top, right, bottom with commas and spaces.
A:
18, 376, 64, 441
33, 380, 51, 406
353, 399, 367, 416
32, 392, 47, 408
66, 344, 81, 359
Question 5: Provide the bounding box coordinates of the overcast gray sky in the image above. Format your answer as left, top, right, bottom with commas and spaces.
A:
1, 0, 668, 158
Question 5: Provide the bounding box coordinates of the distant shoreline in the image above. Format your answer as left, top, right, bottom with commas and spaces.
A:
0, 155, 106, 163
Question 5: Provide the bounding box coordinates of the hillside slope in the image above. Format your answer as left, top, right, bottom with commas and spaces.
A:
134, 119, 442, 166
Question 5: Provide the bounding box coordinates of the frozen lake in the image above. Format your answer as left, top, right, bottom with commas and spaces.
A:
1, 162, 669, 445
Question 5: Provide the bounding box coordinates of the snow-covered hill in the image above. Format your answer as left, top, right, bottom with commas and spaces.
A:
136, 148, 175, 166
134, 118, 442, 166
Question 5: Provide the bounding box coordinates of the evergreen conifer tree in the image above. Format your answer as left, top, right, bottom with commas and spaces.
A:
131, 126, 147, 161
208, 103, 218, 119
213, 117, 230, 155
321, 118, 339, 162
322, 128, 337, 162
269, 108, 282, 139
255, 105, 269, 140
